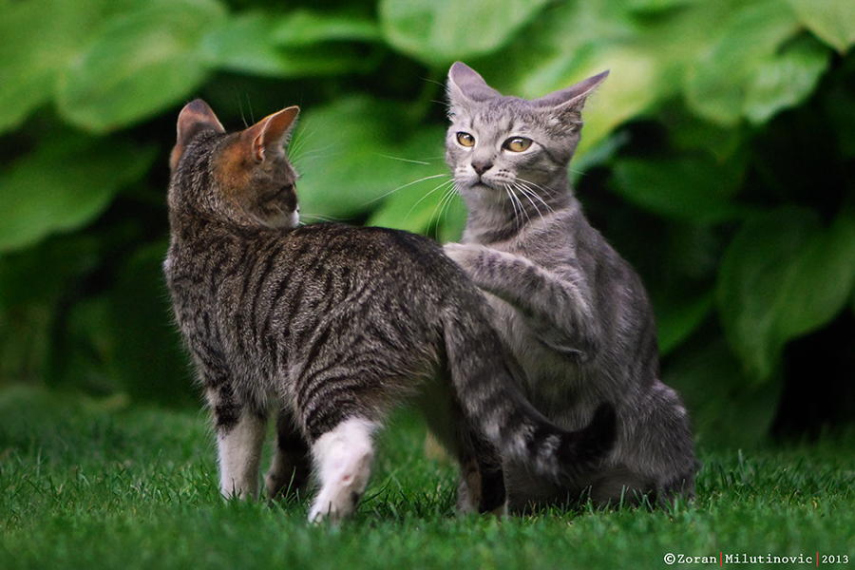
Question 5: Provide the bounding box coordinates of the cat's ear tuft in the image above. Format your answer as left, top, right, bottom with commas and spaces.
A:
243, 106, 300, 163
534, 70, 609, 116
447, 62, 501, 111
171, 99, 225, 171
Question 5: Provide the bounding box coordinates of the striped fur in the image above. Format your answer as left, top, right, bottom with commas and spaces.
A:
164, 100, 616, 521
443, 63, 699, 511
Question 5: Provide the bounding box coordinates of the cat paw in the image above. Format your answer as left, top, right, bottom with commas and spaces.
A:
308, 491, 361, 524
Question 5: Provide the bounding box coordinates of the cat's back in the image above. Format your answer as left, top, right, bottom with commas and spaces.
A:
287, 223, 464, 293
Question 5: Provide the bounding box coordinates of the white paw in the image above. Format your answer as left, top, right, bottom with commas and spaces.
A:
308, 494, 354, 524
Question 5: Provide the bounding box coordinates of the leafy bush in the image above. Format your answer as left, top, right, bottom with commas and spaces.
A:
1, 0, 853, 442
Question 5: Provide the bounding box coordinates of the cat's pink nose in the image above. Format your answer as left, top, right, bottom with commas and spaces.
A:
472, 161, 493, 175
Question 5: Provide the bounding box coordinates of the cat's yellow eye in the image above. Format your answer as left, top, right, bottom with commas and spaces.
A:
503, 137, 533, 152
456, 132, 475, 147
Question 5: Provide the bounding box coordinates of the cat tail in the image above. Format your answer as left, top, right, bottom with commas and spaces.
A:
441, 308, 617, 482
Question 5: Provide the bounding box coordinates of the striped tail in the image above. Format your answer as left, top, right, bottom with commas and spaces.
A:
442, 308, 616, 481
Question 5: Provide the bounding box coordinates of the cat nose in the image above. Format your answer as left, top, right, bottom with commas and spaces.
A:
472, 160, 493, 175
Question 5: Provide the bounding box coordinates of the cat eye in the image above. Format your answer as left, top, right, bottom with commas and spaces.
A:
503, 137, 533, 153
456, 132, 475, 147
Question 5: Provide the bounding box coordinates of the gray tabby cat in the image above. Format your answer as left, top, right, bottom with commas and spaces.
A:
164, 99, 616, 522
442, 62, 698, 510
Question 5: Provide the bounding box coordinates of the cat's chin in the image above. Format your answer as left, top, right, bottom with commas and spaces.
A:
459, 181, 507, 206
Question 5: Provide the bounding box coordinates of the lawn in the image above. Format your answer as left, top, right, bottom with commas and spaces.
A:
0, 386, 852, 570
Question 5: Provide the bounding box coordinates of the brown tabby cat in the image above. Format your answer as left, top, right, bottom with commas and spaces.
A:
164, 99, 616, 522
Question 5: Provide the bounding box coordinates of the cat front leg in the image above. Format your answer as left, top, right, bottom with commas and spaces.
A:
206, 386, 267, 499
444, 243, 600, 359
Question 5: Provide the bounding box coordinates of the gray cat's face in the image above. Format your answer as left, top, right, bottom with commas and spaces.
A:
444, 63, 607, 206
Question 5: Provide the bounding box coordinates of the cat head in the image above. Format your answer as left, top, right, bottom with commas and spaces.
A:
169, 99, 301, 229
445, 62, 607, 208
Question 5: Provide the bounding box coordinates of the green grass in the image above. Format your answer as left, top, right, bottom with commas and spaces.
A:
0, 387, 853, 570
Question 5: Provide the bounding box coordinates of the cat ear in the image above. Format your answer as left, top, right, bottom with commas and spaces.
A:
171, 99, 225, 171
241, 106, 300, 163
533, 70, 609, 115
447, 62, 501, 111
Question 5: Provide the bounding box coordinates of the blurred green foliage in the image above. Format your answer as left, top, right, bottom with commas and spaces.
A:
1, 0, 853, 442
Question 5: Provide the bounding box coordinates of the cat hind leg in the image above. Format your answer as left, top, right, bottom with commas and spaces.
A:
418, 380, 506, 515
265, 408, 312, 499
308, 417, 377, 523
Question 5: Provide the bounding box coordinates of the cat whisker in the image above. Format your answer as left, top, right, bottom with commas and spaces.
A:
376, 154, 433, 166
512, 182, 546, 223
516, 176, 560, 199
359, 173, 449, 207
440, 186, 461, 228
429, 183, 460, 234
515, 179, 557, 217
403, 179, 455, 221
287, 126, 319, 159
291, 144, 340, 164
502, 184, 523, 230
439, 186, 460, 228
515, 190, 530, 228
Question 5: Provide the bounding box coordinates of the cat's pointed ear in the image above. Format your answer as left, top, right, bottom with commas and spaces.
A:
533, 70, 609, 115
171, 99, 225, 171
447, 62, 501, 111
242, 106, 300, 163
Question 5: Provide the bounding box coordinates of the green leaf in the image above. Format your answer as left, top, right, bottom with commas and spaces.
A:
685, 0, 802, 126
200, 10, 379, 78
610, 155, 752, 224
270, 9, 381, 47
0, 0, 135, 133
436, 196, 468, 243
109, 242, 195, 406
200, 12, 296, 77
379, 0, 550, 66
293, 98, 447, 223
364, 172, 456, 236
743, 35, 831, 125
663, 339, 782, 445
626, 0, 702, 14
774, 208, 855, 339
822, 69, 855, 158
364, 129, 454, 235
716, 207, 855, 381
47, 296, 117, 393
57, 0, 226, 132
666, 107, 744, 161
472, 2, 665, 158
787, 0, 855, 53
655, 290, 714, 356
0, 236, 101, 383
0, 136, 156, 253
295, 104, 464, 240
569, 45, 664, 158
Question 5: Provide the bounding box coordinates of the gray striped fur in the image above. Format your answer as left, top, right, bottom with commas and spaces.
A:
164, 100, 616, 520
443, 62, 698, 511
